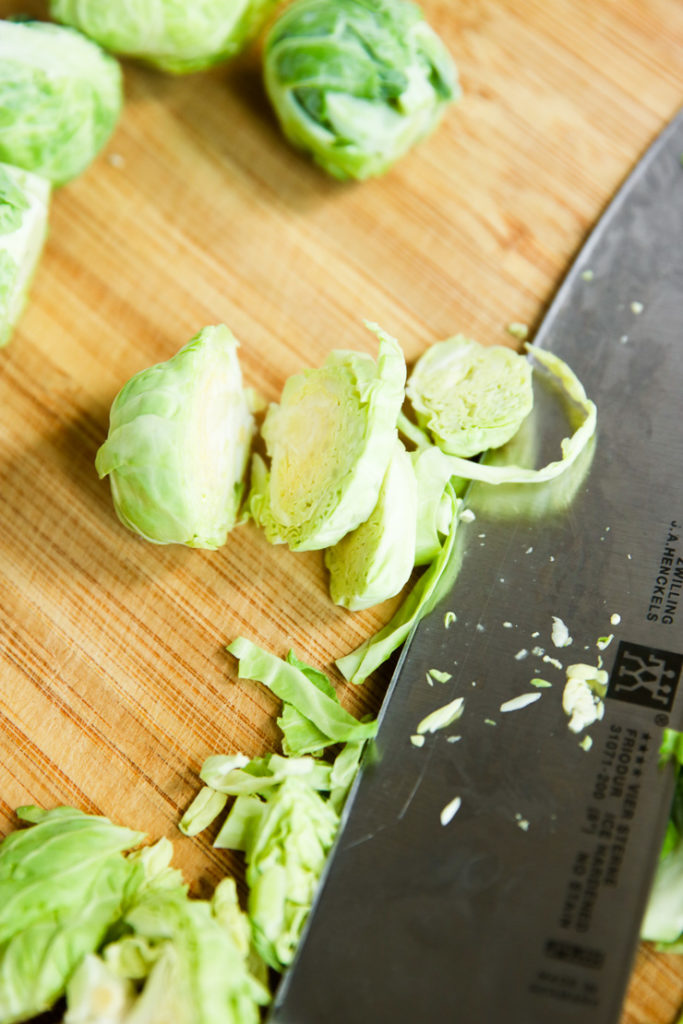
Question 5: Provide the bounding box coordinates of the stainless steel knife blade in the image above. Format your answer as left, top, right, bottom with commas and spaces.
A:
270, 109, 683, 1024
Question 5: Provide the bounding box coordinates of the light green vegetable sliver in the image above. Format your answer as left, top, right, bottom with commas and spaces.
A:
228, 638, 377, 743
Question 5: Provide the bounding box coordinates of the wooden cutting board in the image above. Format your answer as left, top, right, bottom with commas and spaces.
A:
1, 0, 682, 1020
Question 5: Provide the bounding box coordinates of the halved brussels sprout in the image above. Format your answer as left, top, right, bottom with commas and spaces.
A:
50, 0, 280, 74
263, 0, 460, 179
0, 19, 123, 185
95, 325, 254, 549
406, 335, 534, 457
324, 441, 417, 610
249, 324, 406, 551
0, 162, 50, 347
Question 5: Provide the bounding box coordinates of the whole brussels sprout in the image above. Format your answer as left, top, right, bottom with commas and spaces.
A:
263, 0, 460, 180
50, 0, 281, 74
95, 325, 255, 549
0, 19, 123, 185
0, 162, 50, 347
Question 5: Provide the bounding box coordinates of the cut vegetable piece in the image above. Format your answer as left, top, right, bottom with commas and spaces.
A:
406, 335, 534, 457
0, 163, 50, 348
337, 482, 463, 684
325, 440, 417, 610
243, 776, 340, 970
228, 637, 377, 744
96, 325, 254, 548
425, 345, 596, 486
410, 442, 466, 565
249, 323, 406, 551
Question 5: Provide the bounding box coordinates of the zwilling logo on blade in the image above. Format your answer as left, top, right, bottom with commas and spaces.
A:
608, 641, 683, 712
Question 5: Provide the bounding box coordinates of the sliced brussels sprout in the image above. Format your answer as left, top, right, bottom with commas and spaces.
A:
406, 334, 534, 457
249, 323, 406, 551
50, 0, 280, 74
95, 325, 254, 549
263, 0, 460, 179
324, 440, 417, 610
0, 19, 123, 185
0, 162, 50, 348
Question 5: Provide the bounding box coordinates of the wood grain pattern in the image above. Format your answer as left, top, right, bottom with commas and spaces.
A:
1, 0, 682, 1019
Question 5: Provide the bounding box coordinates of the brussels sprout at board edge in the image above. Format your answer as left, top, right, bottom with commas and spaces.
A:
50, 0, 281, 74
0, 19, 122, 186
0, 162, 50, 348
95, 325, 255, 549
263, 0, 460, 180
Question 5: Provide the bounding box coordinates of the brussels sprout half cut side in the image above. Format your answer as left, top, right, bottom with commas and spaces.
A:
0, 162, 50, 348
249, 323, 406, 552
96, 325, 255, 549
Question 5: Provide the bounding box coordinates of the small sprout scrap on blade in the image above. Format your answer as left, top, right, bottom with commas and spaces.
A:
562, 663, 608, 734
440, 795, 462, 826
499, 692, 542, 713
506, 322, 529, 341
416, 697, 465, 735
551, 616, 573, 648
428, 668, 452, 684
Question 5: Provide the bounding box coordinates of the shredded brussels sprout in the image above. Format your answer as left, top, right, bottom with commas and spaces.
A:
263, 0, 460, 179
0, 20, 122, 185
50, 0, 279, 75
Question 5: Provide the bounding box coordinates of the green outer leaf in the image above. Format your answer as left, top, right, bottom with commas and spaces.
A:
228, 637, 377, 743
336, 482, 463, 684
178, 786, 228, 837
95, 324, 254, 549
0, 21, 122, 184
278, 651, 341, 755
263, 0, 459, 180
410, 442, 465, 565
324, 439, 417, 610
200, 752, 333, 796
249, 323, 406, 551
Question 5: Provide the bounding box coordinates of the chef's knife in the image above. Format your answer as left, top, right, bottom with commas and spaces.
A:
270, 109, 683, 1024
